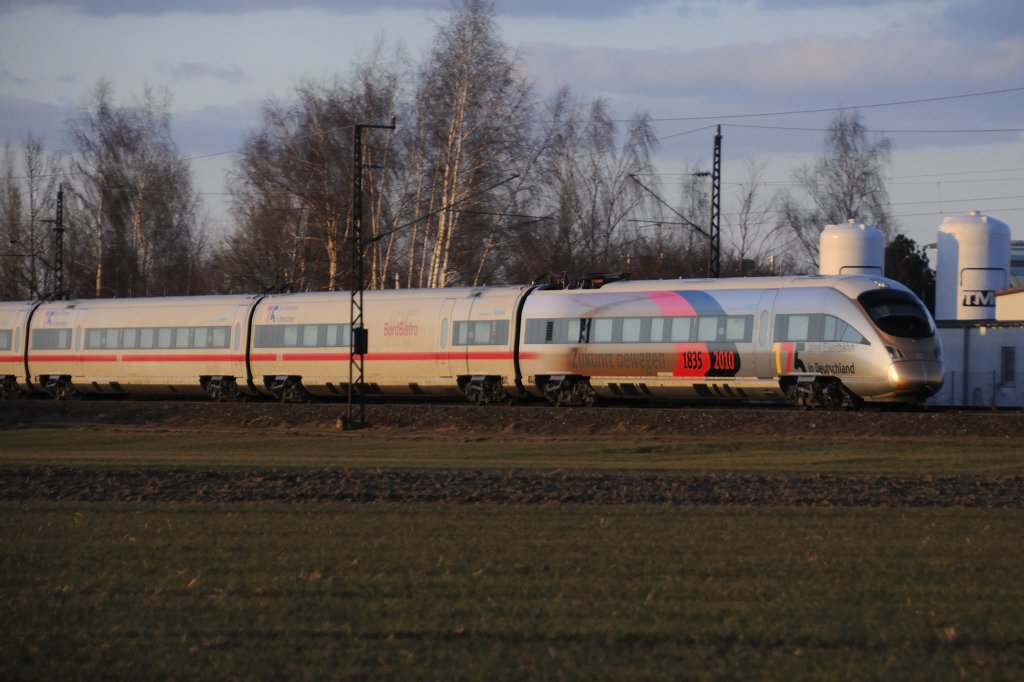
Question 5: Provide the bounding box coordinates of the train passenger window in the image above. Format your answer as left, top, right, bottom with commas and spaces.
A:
697, 317, 718, 342
213, 327, 228, 348
32, 328, 72, 350
622, 318, 641, 343
524, 318, 588, 344
568, 319, 581, 343
284, 326, 299, 347
86, 329, 103, 349
780, 315, 810, 341
302, 325, 318, 347
140, 328, 154, 348
759, 311, 770, 346
0, 329, 10, 351
474, 321, 492, 344
175, 328, 190, 348
592, 319, 613, 343
156, 328, 171, 348
670, 318, 691, 342
123, 328, 138, 348
725, 317, 747, 341
650, 318, 664, 343
194, 328, 209, 348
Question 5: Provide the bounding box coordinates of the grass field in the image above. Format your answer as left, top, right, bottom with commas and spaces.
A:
2, 429, 1024, 679
3, 503, 1023, 680
4, 428, 1024, 474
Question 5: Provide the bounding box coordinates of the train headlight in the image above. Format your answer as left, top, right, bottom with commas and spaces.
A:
887, 364, 900, 385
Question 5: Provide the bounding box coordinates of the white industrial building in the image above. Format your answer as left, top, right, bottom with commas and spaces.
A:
820, 212, 1023, 407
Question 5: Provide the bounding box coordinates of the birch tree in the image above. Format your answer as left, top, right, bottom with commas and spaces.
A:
67, 80, 200, 297
775, 110, 896, 269
503, 89, 657, 282
406, 0, 533, 287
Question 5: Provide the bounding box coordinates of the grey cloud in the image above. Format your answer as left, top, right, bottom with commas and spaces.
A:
0, 67, 29, 85
942, 0, 1024, 39
0, 0, 666, 19
0, 94, 72, 146
755, 0, 902, 8
522, 38, 1024, 153
171, 100, 262, 155
165, 62, 245, 84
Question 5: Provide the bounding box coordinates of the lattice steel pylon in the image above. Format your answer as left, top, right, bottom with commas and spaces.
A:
708, 125, 721, 279
346, 119, 395, 430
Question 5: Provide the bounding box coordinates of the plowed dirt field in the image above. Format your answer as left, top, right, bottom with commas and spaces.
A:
4, 401, 1023, 507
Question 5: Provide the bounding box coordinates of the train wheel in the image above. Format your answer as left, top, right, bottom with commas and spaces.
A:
544, 377, 596, 407
44, 375, 78, 401
0, 376, 22, 400
205, 376, 240, 402
464, 378, 509, 406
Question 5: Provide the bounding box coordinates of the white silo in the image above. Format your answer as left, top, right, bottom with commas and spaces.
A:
819, 220, 884, 276
935, 211, 1011, 321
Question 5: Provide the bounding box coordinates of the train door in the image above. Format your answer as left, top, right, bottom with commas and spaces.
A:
436, 298, 455, 378
72, 307, 88, 383
754, 290, 777, 378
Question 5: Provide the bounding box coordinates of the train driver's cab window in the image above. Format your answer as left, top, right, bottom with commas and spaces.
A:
857, 289, 934, 338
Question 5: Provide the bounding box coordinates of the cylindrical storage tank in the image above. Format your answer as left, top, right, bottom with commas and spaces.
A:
819, 220, 884, 276
935, 211, 1011, 321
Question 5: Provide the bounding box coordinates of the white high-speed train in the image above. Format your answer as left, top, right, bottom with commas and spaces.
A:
0, 275, 943, 407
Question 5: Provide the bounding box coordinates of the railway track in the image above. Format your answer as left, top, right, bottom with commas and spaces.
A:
3, 398, 1023, 439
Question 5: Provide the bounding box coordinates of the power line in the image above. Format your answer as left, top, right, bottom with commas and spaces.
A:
641, 86, 1024, 123
724, 123, 1024, 134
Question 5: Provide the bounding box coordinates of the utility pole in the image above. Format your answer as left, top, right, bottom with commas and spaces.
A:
39, 184, 66, 300
708, 125, 722, 279
53, 184, 65, 299
346, 117, 395, 430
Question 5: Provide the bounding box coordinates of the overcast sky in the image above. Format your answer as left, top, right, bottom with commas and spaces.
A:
1, 0, 1021, 251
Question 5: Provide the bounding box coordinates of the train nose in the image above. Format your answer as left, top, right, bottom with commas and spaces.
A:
887, 360, 944, 398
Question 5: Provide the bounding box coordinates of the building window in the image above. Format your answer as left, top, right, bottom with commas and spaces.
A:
1000, 346, 1016, 386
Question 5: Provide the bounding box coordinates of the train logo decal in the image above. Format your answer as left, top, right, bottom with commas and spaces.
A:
646, 290, 742, 379
383, 320, 420, 337
570, 348, 667, 375
775, 342, 805, 374
263, 305, 296, 323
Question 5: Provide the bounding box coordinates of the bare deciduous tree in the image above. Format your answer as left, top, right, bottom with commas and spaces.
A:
67, 80, 201, 297
405, 0, 533, 288
0, 135, 63, 299
775, 110, 896, 270
503, 88, 657, 282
